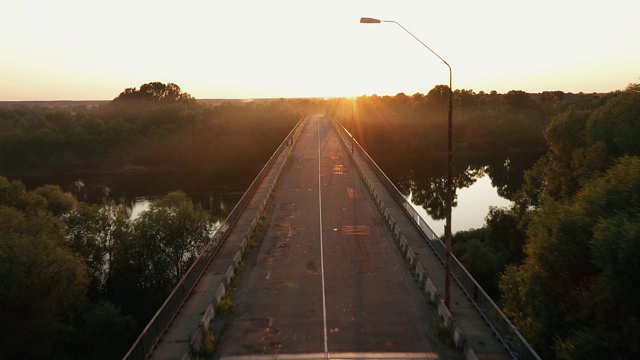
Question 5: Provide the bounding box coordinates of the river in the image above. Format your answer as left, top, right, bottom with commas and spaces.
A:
11, 152, 540, 235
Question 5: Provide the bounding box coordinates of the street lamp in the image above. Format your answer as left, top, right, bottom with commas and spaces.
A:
360, 17, 454, 308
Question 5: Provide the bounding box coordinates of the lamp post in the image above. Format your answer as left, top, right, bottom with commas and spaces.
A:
360, 17, 454, 308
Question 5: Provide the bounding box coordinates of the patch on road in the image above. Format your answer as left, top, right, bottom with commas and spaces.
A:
269, 217, 299, 238
281, 203, 295, 210
347, 187, 359, 198
240, 318, 282, 353
332, 164, 348, 174
306, 259, 320, 274
342, 225, 371, 235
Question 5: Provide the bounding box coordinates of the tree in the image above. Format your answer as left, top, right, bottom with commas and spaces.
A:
64, 201, 131, 298
501, 90, 540, 114
586, 90, 640, 158
426, 84, 451, 110
34, 184, 77, 216
112, 82, 195, 104
134, 191, 212, 284
113, 191, 212, 320
522, 88, 640, 205
452, 206, 526, 298
64, 300, 137, 360
500, 156, 640, 359
0, 177, 89, 359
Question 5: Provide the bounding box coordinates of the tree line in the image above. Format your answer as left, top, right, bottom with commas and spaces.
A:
0, 177, 212, 359
326, 86, 614, 161
0, 82, 322, 359
497, 82, 640, 359
329, 82, 640, 358
0, 82, 318, 175
3, 81, 639, 359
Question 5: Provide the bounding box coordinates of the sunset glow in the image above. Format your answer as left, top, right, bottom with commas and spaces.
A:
1, 0, 638, 100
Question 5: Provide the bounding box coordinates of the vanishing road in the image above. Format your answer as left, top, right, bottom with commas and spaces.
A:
216, 116, 444, 359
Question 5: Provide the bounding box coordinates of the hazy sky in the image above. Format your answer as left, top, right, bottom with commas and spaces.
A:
2, 0, 638, 100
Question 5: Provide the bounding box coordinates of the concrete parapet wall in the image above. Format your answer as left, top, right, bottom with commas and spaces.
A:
215, 283, 226, 303
181, 118, 307, 359
425, 278, 439, 302
331, 120, 484, 360
415, 262, 425, 283
466, 348, 479, 360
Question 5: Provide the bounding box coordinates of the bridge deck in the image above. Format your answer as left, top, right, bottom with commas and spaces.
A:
216, 116, 443, 359
149, 116, 509, 360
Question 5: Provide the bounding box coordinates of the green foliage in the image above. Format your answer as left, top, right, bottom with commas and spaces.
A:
431, 317, 455, 348
485, 206, 526, 262
523, 89, 640, 205
113, 82, 195, 104
0, 174, 221, 358
133, 191, 212, 287
453, 232, 506, 297
33, 184, 77, 216
325, 86, 600, 162
64, 201, 131, 298
0, 176, 47, 212
501, 157, 640, 359
553, 327, 613, 360
0, 82, 306, 174
476, 82, 640, 359
216, 297, 235, 316
586, 91, 640, 157
199, 330, 216, 356
452, 206, 525, 298
0, 177, 89, 359
499, 264, 559, 356
64, 300, 137, 360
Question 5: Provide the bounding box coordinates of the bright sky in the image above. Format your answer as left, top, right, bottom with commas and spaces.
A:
1, 0, 639, 100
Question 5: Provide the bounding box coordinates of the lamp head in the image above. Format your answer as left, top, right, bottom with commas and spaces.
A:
359, 17, 381, 24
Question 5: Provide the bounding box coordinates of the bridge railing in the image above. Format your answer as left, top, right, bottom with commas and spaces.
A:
122, 116, 306, 360
332, 120, 541, 360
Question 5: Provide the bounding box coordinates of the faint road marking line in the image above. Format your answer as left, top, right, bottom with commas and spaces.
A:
317, 118, 329, 359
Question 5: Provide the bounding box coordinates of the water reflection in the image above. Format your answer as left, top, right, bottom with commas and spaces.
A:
125, 198, 151, 220
17, 167, 256, 225
377, 152, 541, 234
14, 153, 540, 236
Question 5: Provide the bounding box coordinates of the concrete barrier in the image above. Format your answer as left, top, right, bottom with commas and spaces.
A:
201, 304, 214, 332
400, 237, 408, 253
233, 250, 242, 268
426, 278, 438, 302
332, 119, 486, 358
224, 265, 234, 286
188, 303, 216, 353
215, 283, 226, 303
406, 246, 416, 267
465, 348, 479, 360
453, 326, 465, 348
438, 301, 454, 329
240, 237, 247, 254
415, 262, 425, 284
181, 120, 307, 359
189, 329, 203, 354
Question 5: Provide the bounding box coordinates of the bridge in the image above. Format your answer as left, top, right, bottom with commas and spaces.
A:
123, 115, 541, 360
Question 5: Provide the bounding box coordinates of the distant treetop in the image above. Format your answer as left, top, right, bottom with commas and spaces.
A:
112, 82, 195, 104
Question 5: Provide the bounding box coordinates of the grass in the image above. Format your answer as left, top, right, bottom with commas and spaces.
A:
432, 316, 455, 348
216, 297, 235, 317
197, 330, 215, 357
